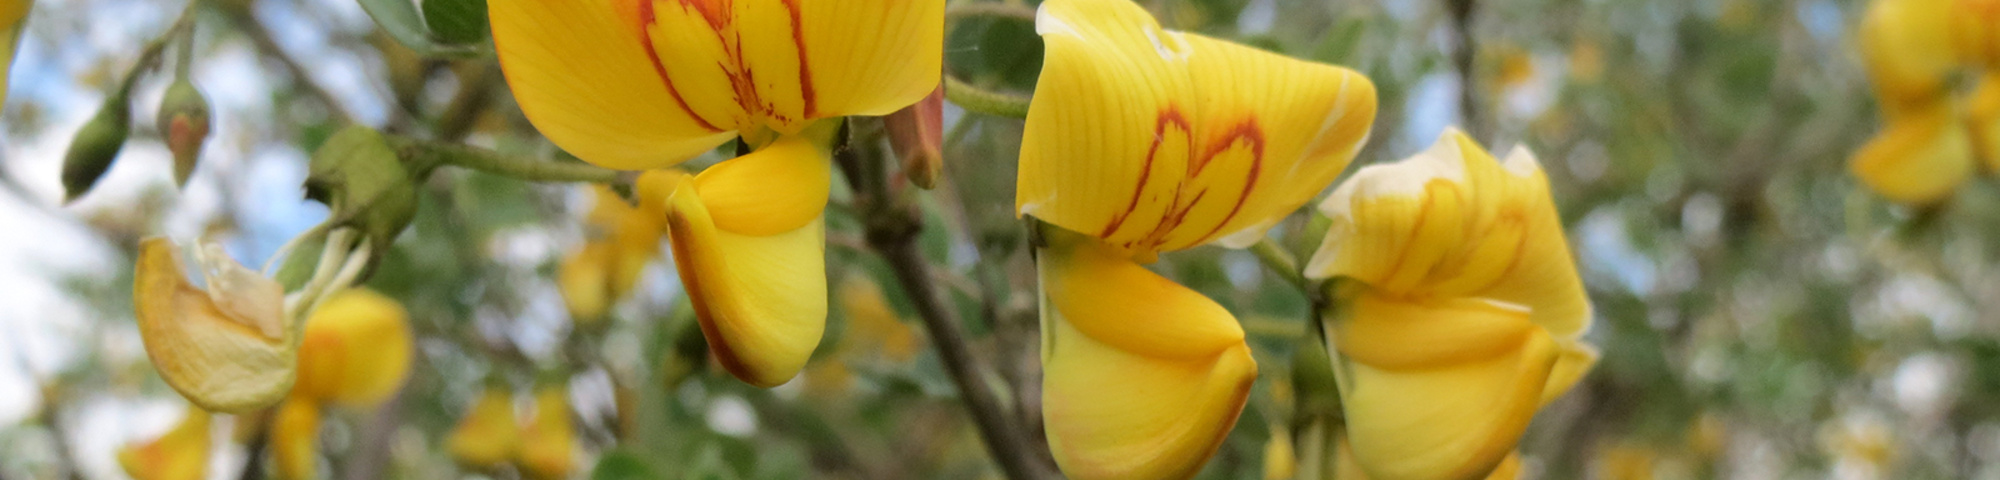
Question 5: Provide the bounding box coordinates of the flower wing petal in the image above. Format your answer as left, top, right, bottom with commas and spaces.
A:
664, 181, 828, 388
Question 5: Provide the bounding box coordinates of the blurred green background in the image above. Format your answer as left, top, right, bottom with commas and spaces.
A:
3, 0, 1998, 479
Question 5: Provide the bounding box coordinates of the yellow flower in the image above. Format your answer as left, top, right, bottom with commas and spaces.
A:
118, 406, 210, 480
0, 0, 26, 108
518, 386, 578, 480
271, 399, 323, 480
447, 387, 522, 471
1853, 0, 2000, 205
133, 237, 296, 413
293, 288, 413, 408
1018, 0, 1377, 477
1303, 129, 1596, 480
559, 183, 668, 326
1332, 432, 1523, 480
492, 0, 942, 387
1594, 444, 1657, 480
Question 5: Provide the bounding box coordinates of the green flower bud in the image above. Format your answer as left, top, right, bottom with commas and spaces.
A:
157, 79, 211, 187
304, 126, 419, 279
62, 98, 132, 203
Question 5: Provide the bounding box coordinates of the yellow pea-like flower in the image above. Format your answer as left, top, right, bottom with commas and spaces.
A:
1304, 130, 1596, 480
133, 237, 296, 413
293, 288, 413, 408
1853, 0, 1999, 205
492, 0, 940, 387
1850, 101, 1978, 205
0, 0, 26, 108
1332, 432, 1522, 480
271, 399, 323, 480
1018, 0, 1376, 477
447, 387, 523, 471
117, 406, 210, 480
518, 386, 578, 480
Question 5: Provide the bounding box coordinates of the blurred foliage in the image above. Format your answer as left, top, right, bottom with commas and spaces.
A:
5, 0, 2000, 479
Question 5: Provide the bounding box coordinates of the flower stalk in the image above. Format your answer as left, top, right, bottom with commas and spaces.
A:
946, 75, 1032, 119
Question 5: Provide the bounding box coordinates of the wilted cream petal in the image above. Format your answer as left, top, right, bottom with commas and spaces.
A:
135, 237, 296, 413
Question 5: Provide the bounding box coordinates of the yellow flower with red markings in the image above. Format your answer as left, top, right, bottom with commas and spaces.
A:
1017, 0, 1377, 477
118, 406, 210, 480
1304, 130, 1595, 480
1852, 0, 2000, 205
492, 0, 941, 387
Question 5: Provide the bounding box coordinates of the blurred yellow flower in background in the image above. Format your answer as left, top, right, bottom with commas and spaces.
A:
1018, 0, 1377, 477
271, 398, 322, 480
293, 288, 414, 407
1304, 129, 1595, 480
447, 386, 522, 472
117, 406, 210, 480
518, 386, 578, 480
0, 0, 27, 108
1852, 0, 2000, 205
491, 0, 942, 387
559, 183, 669, 327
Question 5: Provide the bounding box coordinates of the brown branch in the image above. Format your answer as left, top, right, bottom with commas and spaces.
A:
835, 122, 1059, 480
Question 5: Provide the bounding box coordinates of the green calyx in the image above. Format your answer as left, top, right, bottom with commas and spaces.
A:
304, 126, 421, 279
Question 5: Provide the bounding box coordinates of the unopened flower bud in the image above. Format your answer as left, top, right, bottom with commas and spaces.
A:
157, 79, 211, 187
886, 85, 944, 189
62, 99, 132, 203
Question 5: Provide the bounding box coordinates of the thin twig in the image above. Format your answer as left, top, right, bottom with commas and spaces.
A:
837, 124, 1058, 480
1446, 0, 1484, 141
946, 75, 1032, 119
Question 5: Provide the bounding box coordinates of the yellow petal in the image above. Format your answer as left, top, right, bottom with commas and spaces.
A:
788, 0, 944, 118
134, 237, 296, 413
559, 243, 615, 325
519, 387, 577, 480
1307, 130, 1590, 338
293, 288, 413, 408
1858, 0, 1962, 112
1541, 340, 1599, 406
272, 399, 322, 480
0, 1, 27, 109
1971, 74, 2000, 174
1039, 226, 1244, 359
447, 388, 522, 471
693, 124, 835, 237
1332, 294, 1540, 370
1850, 102, 1977, 205
1329, 293, 1558, 480
1948, 0, 2000, 67
664, 181, 827, 387
1042, 321, 1256, 480
1017, 0, 1377, 256
491, 0, 737, 169
1334, 434, 1523, 480
1262, 428, 1296, 480
1038, 235, 1257, 480
118, 407, 211, 480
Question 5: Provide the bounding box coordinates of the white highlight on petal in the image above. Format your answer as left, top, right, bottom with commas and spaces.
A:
1500, 145, 1544, 179
1143, 27, 1193, 61
1036, 3, 1078, 36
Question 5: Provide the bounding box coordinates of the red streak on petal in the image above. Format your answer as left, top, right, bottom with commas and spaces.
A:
1188, 119, 1267, 245
781, 0, 818, 119
634, 0, 724, 132
1101, 107, 1190, 238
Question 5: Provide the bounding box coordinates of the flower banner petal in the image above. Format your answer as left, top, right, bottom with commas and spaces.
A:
784, 0, 943, 119
1018, 0, 1376, 257
492, 0, 737, 169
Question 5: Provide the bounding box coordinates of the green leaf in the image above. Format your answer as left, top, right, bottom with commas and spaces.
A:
356, 0, 488, 58
422, 0, 489, 45
590, 451, 661, 480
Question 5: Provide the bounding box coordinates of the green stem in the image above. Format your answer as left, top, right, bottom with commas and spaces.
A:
1249, 238, 1311, 295
392, 136, 624, 184
946, 75, 1032, 119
